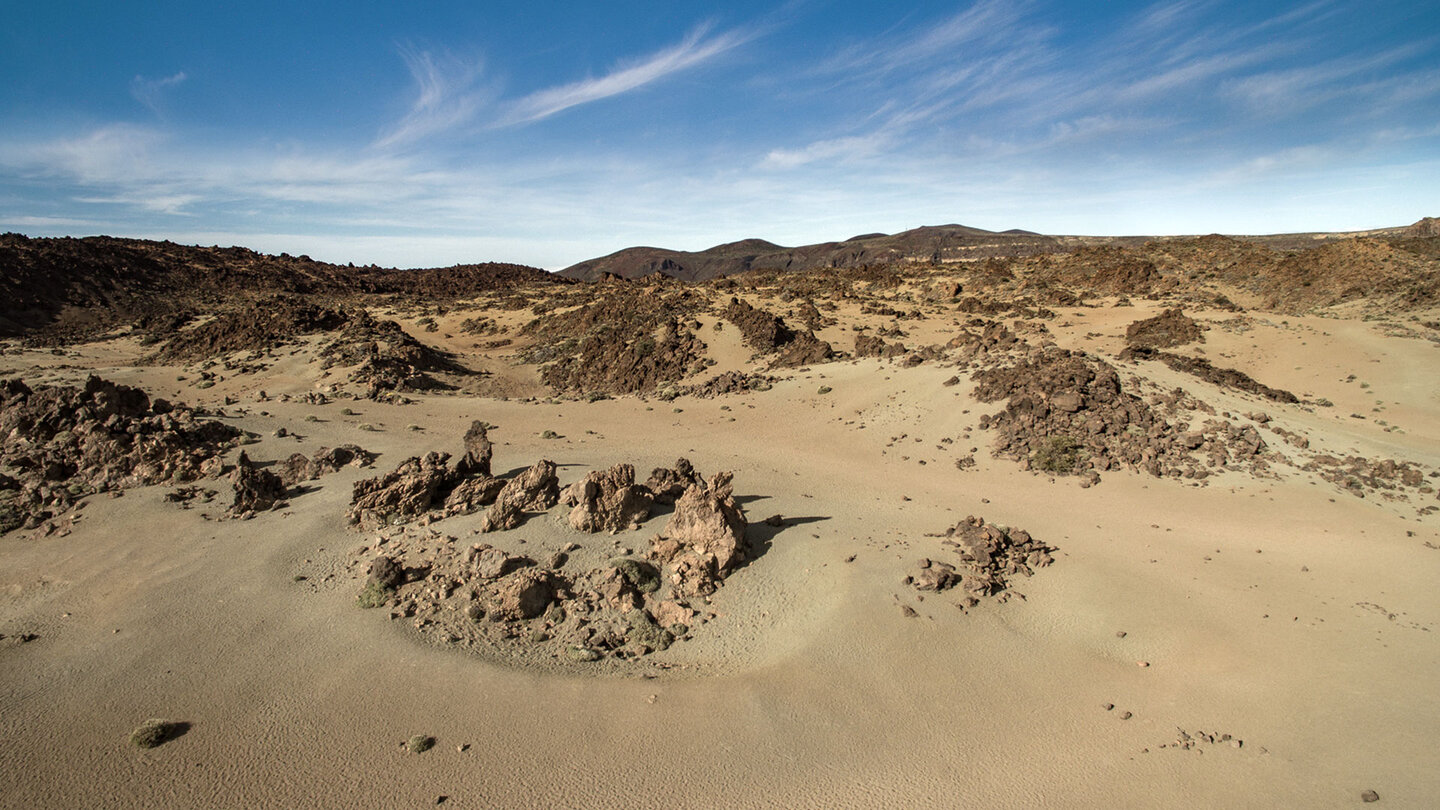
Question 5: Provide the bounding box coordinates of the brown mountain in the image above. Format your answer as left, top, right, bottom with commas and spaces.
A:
0, 233, 564, 339
558, 224, 1062, 282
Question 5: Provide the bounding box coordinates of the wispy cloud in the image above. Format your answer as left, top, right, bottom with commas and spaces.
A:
762, 132, 895, 169
129, 71, 187, 115
374, 46, 489, 149
498, 22, 752, 126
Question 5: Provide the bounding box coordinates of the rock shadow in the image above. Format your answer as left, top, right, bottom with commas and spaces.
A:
741, 514, 830, 569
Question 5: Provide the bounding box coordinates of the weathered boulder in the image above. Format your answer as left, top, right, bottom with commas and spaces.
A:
644, 458, 702, 504
661, 471, 747, 571
560, 463, 653, 532
228, 451, 286, 515
914, 515, 1055, 598
367, 555, 405, 589
650, 471, 748, 598
347, 452, 457, 530
456, 420, 493, 478
479, 459, 559, 532
443, 475, 506, 516
487, 569, 561, 621
461, 543, 525, 580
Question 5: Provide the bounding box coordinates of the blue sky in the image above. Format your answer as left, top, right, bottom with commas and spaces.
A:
1, 1, 1437, 269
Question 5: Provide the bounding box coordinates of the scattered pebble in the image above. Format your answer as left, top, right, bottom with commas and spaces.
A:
1361, 789, 1379, 803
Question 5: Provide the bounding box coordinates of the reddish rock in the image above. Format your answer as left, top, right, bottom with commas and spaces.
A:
443, 476, 506, 516
479, 460, 559, 532
1125, 308, 1205, 349
643, 458, 702, 504
228, 451, 287, 515
560, 463, 653, 533
487, 569, 560, 621
348, 452, 457, 530
456, 420, 493, 478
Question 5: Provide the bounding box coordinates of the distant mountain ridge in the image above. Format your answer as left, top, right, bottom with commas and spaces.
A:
558, 223, 1062, 282
558, 219, 1437, 282
0, 233, 562, 338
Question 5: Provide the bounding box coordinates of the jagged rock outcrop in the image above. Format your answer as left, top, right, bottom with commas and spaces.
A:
650, 471, 748, 597
1125, 308, 1205, 349
456, 420, 493, 478
644, 458, 703, 504
560, 463, 653, 533
910, 516, 1055, 604
722, 298, 833, 368
972, 347, 1271, 481
276, 444, 376, 486
479, 460, 559, 532
0, 376, 241, 533
347, 452, 458, 530
228, 451, 287, 516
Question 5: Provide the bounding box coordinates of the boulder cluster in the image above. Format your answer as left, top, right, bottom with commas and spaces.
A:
1123, 307, 1205, 349
0, 376, 241, 533
351, 447, 751, 665
908, 515, 1055, 605
722, 297, 833, 368
972, 347, 1271, 481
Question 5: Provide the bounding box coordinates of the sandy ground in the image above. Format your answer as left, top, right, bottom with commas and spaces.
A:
2, 305, 1438, 809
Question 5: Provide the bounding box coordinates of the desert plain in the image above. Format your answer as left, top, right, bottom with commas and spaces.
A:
1, 223, 1438, 808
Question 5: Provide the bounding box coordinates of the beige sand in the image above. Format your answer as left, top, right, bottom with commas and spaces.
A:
2, 305, 1438, 809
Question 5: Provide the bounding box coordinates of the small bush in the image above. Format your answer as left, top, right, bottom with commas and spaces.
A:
340, 407, 358, 416
541, 430, 559, 439
130, 719, 182, 749
304, 414, 319, 422
357, 581, 392, 609
406, 735, 435, 754
358, 423, 378, 432
1032, 435, 1084, 474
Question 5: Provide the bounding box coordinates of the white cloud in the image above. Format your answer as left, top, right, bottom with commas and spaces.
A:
762, 132, 894, 168
374, 46, 489, 148
130, 71, 187, 114
498, 23, 751, 126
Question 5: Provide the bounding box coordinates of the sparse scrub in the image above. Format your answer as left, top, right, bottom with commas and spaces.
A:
406, 734, 435, 754
357, 581, 392, 608
1031, 435, 1084, 474
129, 719, 183, 749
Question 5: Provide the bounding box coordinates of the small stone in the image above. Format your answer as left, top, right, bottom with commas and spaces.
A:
1120, 711, 1133, 720
1102, 703, 1114, 711
1115, 630, 1127, 638
900, 604, 919, 618
1361, 789, 1379, 803
1137, 660, 1150, 668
